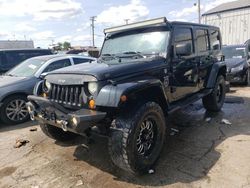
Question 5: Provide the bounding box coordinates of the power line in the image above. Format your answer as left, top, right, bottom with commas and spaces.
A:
90, 16, 97, 47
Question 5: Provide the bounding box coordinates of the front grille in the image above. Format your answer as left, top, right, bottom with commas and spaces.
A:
49, 84, 85, 107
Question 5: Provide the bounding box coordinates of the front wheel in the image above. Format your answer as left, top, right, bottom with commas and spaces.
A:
108, 102, 166, 174
0, 95, 29, 125
202, 75, 226, 112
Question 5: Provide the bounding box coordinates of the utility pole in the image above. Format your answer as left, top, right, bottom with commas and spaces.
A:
124, 19, 130, 25
90, 16, 96, 47
198, 0, 201, 24
194, 0, 201, 24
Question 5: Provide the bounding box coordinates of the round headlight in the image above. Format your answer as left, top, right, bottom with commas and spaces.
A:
88, 82, 98, 95
44, 80, 51, 92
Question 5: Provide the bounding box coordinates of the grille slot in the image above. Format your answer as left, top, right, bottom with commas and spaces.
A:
49, 84, 84, 107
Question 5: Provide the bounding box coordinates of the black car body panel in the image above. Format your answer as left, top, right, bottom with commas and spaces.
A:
0, 49, 53, 73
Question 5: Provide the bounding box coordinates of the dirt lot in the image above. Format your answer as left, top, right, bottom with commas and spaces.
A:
0, 87, 250, 188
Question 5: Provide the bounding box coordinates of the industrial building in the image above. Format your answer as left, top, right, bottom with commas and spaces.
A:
0, 40, 34, 49
202, 0, 250, 45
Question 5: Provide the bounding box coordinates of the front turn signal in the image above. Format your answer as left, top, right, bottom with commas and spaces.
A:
120, 95, 127, 102
42, 93, 48, 98
89, 99, 95, 109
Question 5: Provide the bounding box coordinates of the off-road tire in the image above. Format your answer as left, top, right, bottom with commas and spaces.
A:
202, 75, 226, 112
0, 95, 29, 125
40, 124, 77, 141
108, 102, 166, 174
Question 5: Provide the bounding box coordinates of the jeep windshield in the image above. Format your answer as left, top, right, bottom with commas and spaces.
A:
6, 58, 45, 77
101, 31, 170, 63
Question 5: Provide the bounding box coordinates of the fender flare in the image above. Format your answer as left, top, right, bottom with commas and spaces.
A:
206, 61, 227, 88
95, 79, 168, 107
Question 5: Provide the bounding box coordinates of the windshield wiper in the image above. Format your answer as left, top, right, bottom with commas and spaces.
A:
122, 51, 144, 58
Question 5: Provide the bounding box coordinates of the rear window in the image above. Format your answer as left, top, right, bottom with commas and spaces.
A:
210, 30, 221, 50
73, 58, 92, 65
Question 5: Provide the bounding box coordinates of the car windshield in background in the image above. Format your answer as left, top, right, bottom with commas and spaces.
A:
6, 58, 45, 77
101, 31, 170, 62
222, 46, 246, 59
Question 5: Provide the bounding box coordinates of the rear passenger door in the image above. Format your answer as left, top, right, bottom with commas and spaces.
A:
196, 28, 221, 89
170, 26, 199, 100
194, 28, 212, 89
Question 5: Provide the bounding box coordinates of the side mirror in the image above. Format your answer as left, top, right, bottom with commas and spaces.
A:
40, 72, 48, 79
176, 43, 192, 56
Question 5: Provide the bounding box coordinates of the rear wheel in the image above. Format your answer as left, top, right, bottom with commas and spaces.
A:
0, 95, 29, 125
108, 102, 166, 174
40, 124, 77, 141
202, 75, 226, 112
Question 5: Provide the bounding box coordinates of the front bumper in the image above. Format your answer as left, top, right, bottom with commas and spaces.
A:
27, 95, 107, 134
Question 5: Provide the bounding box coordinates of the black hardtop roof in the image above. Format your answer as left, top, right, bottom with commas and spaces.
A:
106, 19, 220, 36
0, 48, 51, 52
170, 21, 219, 29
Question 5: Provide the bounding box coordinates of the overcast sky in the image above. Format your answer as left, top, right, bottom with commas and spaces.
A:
0, 0, 235, 48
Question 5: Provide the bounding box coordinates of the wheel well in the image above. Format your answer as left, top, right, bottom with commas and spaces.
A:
1, 93, 28, 103
126, 86, 169, 115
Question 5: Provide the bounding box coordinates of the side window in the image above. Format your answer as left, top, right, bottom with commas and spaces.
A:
73, 58, 91, 65
43, 59, 71, 73
196, 29, 209, 53
210, 30, 221, 50
174, 28, 193, 56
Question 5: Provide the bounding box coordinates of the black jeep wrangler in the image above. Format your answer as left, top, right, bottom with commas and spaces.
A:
27, 17, 226, 174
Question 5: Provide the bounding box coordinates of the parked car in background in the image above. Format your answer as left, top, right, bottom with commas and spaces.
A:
0, 49, 53, 74
222, 45, 250, 85
0, 54, 95, 125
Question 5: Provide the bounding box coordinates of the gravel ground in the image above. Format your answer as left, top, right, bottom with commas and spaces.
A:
0, 87, 250, 188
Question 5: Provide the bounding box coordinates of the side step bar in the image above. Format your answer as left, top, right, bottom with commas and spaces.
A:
168, 89, 212, 114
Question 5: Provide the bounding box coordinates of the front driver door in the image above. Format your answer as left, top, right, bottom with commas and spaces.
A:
170, 26, 199, 100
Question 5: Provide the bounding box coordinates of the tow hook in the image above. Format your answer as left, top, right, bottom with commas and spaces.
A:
56, 120, 68, 132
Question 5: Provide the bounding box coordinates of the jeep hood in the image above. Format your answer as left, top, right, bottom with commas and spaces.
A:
50, 57, 166, 81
